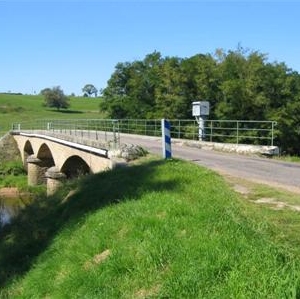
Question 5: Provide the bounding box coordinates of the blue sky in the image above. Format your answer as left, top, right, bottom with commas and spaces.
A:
1, 1, 299, 96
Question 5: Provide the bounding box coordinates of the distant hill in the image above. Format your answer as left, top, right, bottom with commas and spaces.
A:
0, 94, 105, 136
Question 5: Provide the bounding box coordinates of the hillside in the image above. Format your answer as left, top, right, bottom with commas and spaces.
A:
0, 94, 104, 136
1, 157, 300, 298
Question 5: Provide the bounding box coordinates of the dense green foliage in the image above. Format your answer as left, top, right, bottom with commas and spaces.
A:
1, 158, 300, 297
41, 86, 70, 110
0, 160, 27, 189
0, 160, 25, 177
101, 48, 300, 154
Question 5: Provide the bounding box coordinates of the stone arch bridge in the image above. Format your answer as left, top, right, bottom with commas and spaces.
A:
11, 131, 116, 196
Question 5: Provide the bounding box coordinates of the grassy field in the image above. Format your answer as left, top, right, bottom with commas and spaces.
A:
0, 93, 105, 136
1, 93, 300, 297
1, 156, 300, 298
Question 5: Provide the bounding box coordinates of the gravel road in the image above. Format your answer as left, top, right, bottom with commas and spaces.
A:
120, 134, 300, 193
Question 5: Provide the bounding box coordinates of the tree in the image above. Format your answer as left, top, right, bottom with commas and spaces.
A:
100, 59, 157, 118
40, 87, 51, 96
82, 84, 98, 97
42, 86, 70, 110
100, 49, 300, 154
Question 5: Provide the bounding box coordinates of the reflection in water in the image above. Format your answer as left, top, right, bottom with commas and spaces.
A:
0, 197, 21, 228
0, 207, 11, 226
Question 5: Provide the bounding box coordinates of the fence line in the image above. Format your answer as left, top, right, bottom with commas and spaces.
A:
11, 119, 277, 146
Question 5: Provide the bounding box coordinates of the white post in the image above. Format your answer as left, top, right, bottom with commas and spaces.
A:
199, 117, 204, 141
161, 119, 172, 159
192, 101, 209, 141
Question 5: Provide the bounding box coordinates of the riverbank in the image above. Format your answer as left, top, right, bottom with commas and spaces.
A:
0, 187, 20, 198
1, 156, 300, 297
0, 188, 18, 227
0, 158, 37, 228
0, 134, 23, 228
0, 187, 32, 227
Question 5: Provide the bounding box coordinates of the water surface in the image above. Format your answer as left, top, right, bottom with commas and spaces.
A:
0, 197, 22, 228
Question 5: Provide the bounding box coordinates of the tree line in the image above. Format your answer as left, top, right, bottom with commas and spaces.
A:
100, 47, 300, 155
39, 47, 300, 154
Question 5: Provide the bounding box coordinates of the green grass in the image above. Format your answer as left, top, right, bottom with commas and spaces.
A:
0, 94, 105, 135
225, 176, 300, 258
1, 157, 300, 298
276, 155, 300, 163
0, 160, 27, 189
1, 93, 300, 297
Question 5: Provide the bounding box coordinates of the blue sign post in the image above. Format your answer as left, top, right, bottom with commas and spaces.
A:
161, 119, 172, 159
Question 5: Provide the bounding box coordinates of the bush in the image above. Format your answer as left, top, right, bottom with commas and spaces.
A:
0, 160, 25, 176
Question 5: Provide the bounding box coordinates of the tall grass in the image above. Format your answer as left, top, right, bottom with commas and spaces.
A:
1, 157, 299, 298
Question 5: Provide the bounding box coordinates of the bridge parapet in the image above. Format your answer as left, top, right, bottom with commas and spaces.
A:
15, 129, 119, 151
11, 118, 277, 147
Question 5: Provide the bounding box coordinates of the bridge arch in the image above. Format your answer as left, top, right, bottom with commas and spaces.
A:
23, 140, 34, 171
36, 143, 55, 169
12, 132, 113, 194
61, 155, 90, 178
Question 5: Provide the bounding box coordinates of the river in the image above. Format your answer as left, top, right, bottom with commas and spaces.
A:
0, 196, 22, 228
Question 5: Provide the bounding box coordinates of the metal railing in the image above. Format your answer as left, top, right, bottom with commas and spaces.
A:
117, 119, 276, 146
11, 118, 277, 146
205, 120, 277, 146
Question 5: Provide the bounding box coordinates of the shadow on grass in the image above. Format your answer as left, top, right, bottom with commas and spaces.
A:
0, 158, 179, 288
46, 109, 84, 114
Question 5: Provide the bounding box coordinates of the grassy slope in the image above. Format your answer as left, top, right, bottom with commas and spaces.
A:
1, 157, 300, 298
0, 94, 104, 135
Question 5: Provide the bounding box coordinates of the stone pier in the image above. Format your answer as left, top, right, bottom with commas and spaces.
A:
27, 155, 47, 186
45, 167, 66, 196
